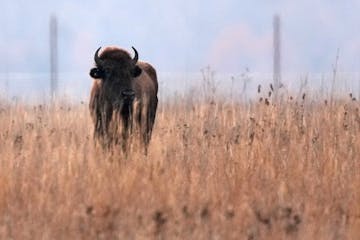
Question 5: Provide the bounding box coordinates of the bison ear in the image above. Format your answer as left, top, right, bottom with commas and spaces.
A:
90, 68, 104, 79
131, 66, 142, 78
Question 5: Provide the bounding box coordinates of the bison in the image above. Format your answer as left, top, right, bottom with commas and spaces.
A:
89, 46, 158, 152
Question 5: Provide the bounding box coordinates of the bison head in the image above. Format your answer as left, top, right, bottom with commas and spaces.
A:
90, 46, 142, 108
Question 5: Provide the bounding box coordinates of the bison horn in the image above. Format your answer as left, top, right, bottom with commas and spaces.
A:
132, 46, 139, 64
94, 47, 103, 66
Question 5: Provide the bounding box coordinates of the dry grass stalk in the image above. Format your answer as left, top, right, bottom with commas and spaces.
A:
0, 94, 359, 239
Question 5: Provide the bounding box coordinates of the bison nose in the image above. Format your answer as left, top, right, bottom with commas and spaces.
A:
122, 89, 135, 100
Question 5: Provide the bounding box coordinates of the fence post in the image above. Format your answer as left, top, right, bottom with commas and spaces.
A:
50, 15, 58, 99
273, 14, 281, 101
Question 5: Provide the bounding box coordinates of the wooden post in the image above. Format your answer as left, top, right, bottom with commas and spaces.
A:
273, 15, 281, 100
50, 15, 58, 98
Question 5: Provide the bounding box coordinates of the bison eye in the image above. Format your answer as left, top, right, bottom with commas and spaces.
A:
90, 68, 105, 79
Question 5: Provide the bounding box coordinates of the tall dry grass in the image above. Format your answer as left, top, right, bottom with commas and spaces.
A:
0, 92, 359, 239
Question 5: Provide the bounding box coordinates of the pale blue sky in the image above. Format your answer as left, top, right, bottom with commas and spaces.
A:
1, 0, 360, 74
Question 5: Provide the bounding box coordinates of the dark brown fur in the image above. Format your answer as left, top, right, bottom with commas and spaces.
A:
89, 47, 158, 151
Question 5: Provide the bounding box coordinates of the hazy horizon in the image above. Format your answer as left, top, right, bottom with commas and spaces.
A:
2, 1, 360, 101
1, 1, 360, 74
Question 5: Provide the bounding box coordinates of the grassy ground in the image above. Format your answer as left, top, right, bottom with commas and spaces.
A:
0, 93, 359, 239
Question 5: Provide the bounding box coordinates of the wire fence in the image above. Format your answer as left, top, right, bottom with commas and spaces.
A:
0, 71, 360, 103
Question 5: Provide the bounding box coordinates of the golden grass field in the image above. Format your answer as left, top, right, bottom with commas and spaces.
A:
0, 91, 360, 239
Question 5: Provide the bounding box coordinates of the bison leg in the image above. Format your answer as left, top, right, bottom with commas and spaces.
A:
92, 101, 113, 148
119, 104, 133, 151
141, 97, 158, 153
147, 96, 158, 139
92, 102, 105, 140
